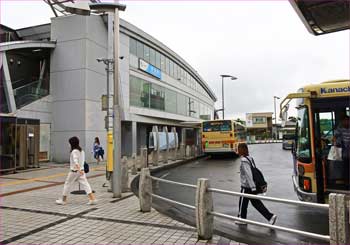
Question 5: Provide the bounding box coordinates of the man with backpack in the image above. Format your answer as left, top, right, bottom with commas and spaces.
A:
235, 143, 277, 225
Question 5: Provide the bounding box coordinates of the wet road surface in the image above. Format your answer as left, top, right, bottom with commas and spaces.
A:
152, 144, 329, 244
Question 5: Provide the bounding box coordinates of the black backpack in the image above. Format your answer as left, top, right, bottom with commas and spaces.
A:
84, 161, 89, 174
245, 157, 267, 193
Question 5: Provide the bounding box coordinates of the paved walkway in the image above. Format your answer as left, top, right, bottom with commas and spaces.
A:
0, 162, 239, 244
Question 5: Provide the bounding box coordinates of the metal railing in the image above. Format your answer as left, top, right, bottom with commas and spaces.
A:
138, 168, 349, 244
208, 188, 329, 210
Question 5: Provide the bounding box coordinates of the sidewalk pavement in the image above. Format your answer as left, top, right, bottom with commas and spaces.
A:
0, 162, 240, 244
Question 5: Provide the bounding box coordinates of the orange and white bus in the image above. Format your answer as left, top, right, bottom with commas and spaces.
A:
280, 79, 350, 203
201, 120, 246, 155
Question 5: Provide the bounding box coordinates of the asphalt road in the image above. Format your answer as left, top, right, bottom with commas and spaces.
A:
151, 144, 329, 244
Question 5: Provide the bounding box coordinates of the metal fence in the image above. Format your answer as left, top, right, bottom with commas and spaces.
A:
138, 168, 349, 244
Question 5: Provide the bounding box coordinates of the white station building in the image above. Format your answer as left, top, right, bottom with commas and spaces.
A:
0, 2, 216, 169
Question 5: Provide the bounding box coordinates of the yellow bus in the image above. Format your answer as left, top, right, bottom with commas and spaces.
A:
280, 79, 350, 203
201, 120, 246, 155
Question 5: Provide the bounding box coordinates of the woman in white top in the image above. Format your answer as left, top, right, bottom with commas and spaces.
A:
56, 136, 97, 205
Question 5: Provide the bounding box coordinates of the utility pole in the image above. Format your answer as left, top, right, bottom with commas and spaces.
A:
112, 4, 122, 198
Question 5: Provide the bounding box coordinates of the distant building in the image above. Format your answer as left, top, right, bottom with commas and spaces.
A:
246, 112, 273, 141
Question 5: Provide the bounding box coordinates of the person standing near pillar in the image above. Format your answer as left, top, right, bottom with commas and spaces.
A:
93, 137, 104, 164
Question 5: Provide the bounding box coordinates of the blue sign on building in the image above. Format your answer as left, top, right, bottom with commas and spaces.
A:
139, 59, 162, 79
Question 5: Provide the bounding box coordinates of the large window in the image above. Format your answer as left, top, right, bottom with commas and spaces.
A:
177, 93, 187, 116
130, 76, 150, 108
130, 38, 137, 55
143, 46, 150, 63
165, 88, 177, 114
129, 37, 212, 99
296, 107, 311, 163
136, 41, 144, 59
150, 84, 165, 110
129, 75, 211, 119
253, 116, 266, 124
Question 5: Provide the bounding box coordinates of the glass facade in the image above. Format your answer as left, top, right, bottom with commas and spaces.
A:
129, 75, 212, 119
5, 49, 50, 109
0, 66, 9, 113
129, 37, 211, 98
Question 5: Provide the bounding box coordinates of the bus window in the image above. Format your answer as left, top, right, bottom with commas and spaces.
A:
203, 120, 232, 132
296, 107, 311, 163
234, 123, 246, 141
318, 112, 335, 143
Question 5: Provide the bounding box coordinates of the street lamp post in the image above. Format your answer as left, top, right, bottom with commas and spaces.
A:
220, 75, 237, 119
273, 96, 280, 140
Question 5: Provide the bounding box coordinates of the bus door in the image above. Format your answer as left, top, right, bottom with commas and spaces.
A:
312, 98, 349, 196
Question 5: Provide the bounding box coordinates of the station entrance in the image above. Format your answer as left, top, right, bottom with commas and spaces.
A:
0, 116, 40, 174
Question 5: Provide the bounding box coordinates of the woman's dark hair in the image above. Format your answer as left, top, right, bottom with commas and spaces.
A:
69, 136, 82, 152
238, 143, 249, 156
94, 137, 100, 145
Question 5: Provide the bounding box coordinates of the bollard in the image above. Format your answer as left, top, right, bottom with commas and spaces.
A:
152, 150, 159, 166
140, 147, 148, 170
329, 193, 350, 244
131, 153, 137, 175
121, 156, 129, 192
196, 178, 213, 240
172, 147, 178, 161
139, 168, 152, 212
186, 145, 191, 158
191, 145, 195, 158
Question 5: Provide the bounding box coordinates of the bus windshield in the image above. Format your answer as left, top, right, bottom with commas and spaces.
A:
296, 107, 311, 163
203, 120, 232, 132
283, 134, 294, 140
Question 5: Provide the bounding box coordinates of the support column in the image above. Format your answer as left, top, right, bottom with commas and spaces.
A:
151, 126, 159, 166
171, 127, 178, 160
163, 126, 169, 163
132, 121, 137, 156
1, 52, 16, 112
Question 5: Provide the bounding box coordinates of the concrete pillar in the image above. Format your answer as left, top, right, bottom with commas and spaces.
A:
186, 145, 191, 158
191, 145, 195, 157
163, 126, 169, 163
131, 153, 137, 175
139, 168, 152, 212
329, 193, 350, 244
171, 127, 178, 161
195, 178, 213, 240
194, 146, 198, 157
121, 156, 129, 192
1, 52, 17, 112
132, 121, 137, 156
180, 143, 186, 160
152, 126, 159, 166
140, 147, 148, 169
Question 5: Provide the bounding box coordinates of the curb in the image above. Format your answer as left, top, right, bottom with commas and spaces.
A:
130, 155, 207, 196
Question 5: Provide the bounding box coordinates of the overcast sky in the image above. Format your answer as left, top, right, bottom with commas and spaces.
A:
1, 0, 349, 120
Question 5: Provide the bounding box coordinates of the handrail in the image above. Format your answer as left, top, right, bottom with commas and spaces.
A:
146, 175, 332, 242
210, 211, 330, 242
150, 176, 197, 189
208, 188, 329, 210
151, 193, 196, 210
